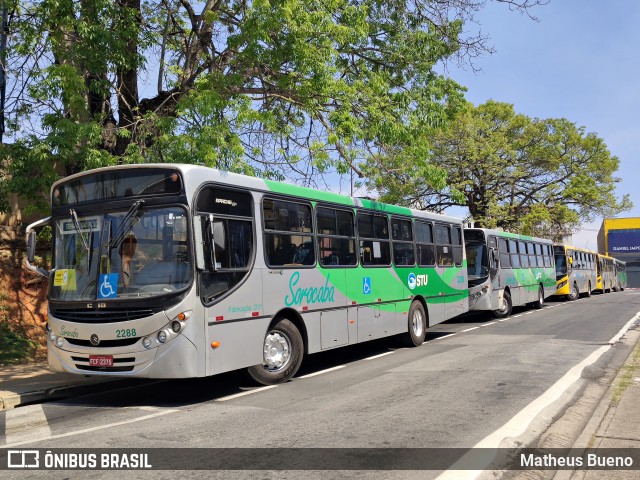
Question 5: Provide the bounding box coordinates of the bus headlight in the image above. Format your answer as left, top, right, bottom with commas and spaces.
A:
142, 337, 152, 349
49, 331, 57, 342
157, 330, 168, 344
56, 337, 65, 348
557, 280, 568, 289
171, 321, 182, 333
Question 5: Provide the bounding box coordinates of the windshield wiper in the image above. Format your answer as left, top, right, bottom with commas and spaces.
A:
109, 200, 145, 250
70, 209, 93, 270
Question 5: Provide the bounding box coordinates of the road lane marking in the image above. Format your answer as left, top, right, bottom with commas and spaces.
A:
434, 333, 456, 340
215, 385, 278, 402
461, 327, 480, 333
480, 322, 496, 327
436, 310, 640, 480
5, 404, 52, 445
297, 365, 346, 379
364, 351, 395, 361
4, 408, 178, 448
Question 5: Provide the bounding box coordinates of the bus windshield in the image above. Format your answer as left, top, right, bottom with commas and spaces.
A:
466, 242, 489, 281
51, 206, 191, 300
555, 253, 567, 279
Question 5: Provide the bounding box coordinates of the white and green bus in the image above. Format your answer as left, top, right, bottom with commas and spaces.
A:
613, 258, 627, 292
464, 229, 556, 318
26, 164, 469, 384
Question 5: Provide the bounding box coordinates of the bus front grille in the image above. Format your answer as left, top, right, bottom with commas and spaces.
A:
66, 338, 140, 347
51, 307, 159, 323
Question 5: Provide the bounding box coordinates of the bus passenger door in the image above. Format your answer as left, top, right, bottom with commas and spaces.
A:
489, 236, 501, 310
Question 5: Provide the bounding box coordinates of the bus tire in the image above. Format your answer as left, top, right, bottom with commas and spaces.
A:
585, 282, 592, 298
400, 301, 427, 347
568, 283, 579, 301
493, 290, 512, 318
248, 318, 304, 386
533, 285, 544, 309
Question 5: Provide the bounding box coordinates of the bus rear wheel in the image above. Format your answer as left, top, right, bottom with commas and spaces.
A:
532, 286, 544, 309
400, 301, 427, 347
493, 290, 512, 318
248, 318, 304, 385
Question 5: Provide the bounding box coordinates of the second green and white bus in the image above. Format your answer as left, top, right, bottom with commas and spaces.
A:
26, 164, 469, 385
464, 229, 556, 318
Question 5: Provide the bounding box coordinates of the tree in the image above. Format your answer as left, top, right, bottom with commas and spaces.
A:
0, 0, 546, 214
365, 100, 632, 240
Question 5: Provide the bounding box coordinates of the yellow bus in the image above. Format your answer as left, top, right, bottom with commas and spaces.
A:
553, 245, 598, 300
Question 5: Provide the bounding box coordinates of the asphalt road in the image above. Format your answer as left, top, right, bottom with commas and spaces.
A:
2, 290, 640, 480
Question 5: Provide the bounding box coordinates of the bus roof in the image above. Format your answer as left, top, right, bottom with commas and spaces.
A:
51, 163, 464, 224
465, 227, 553, 245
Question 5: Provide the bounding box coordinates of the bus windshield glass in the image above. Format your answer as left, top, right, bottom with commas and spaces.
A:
51, 206, 191, 300
466, 242, 489, 280
555, 253, 567, 279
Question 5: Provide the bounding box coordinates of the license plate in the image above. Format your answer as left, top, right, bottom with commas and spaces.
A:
89, 355, 113, 367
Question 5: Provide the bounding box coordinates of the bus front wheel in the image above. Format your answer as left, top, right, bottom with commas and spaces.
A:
567, 283, 579, 301
400, 301, 427, 347
493, 290, 512, 318
248, 318, 304, 386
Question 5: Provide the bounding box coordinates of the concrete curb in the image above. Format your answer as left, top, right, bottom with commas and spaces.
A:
0, 378, 145, 411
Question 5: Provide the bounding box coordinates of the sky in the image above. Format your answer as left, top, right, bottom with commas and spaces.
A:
438, 0, 640, 250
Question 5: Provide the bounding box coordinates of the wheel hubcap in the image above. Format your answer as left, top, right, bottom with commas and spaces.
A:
412, 309, 424, 338
263, 332, 291, 371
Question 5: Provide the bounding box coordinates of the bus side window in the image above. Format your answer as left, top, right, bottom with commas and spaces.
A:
498, 238, 510, 268
263, 198, 314, 267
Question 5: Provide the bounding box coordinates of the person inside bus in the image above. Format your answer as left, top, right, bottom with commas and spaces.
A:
119, 233, 138, 287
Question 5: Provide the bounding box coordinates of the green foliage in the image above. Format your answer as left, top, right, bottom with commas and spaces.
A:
0, 322, 38, 366
367, 100, 632, 240
3, 0, 524, 206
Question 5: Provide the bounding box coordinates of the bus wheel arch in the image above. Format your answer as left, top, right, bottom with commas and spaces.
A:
399, 297, 429, 347
247, 309, 306, 385
585, 281, 592, 297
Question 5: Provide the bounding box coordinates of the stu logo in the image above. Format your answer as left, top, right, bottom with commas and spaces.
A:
284, 272, 335, 306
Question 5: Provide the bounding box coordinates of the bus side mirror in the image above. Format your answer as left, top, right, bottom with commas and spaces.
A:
24, 216, 51, 278
26, 230, 37, 263
490, 249, 498, 270
193, 215, 207, 270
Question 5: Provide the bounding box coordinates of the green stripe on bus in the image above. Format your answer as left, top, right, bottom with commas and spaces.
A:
263, 180, 354, 206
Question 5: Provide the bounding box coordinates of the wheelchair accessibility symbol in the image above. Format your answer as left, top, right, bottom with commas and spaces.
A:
98, 273, 118, 299
363, 277, 371, 295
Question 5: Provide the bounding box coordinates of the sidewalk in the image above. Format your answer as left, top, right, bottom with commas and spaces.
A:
555, 339, 640, 480
0, 362, 139, 410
